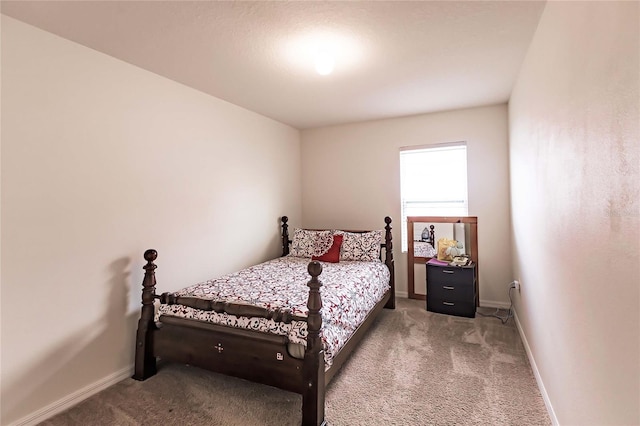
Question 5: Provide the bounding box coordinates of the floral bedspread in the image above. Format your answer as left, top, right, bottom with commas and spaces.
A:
157, 256, 391, 367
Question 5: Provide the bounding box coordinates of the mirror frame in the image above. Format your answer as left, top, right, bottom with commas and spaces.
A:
407, 216, 478, 304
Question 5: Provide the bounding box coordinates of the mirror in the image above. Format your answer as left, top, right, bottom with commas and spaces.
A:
406, 216, 478, 303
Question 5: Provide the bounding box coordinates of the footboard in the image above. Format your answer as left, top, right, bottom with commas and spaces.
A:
153, 316, 306, 392
133, 251, 326, 425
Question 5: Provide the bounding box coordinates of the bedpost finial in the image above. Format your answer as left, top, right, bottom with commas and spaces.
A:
144, 249, 157, 262
282, 216, 289, 223
385, 216, 392, 225
308, 261, 323, 278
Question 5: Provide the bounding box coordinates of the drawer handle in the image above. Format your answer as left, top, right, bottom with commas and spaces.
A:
443, 270, 454, 274
443, 302, 455, 306
443, 286, 455, 290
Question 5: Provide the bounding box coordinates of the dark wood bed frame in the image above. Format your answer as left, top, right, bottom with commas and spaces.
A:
133, 216, 395, 426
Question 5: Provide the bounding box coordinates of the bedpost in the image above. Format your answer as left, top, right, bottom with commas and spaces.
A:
133, 249, 158, 380
302, 261, 326, 426
281, 216, 290, 257
384, 216, 396, 309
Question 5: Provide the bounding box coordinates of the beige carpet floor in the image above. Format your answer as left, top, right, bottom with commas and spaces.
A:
40, 298, 550, 425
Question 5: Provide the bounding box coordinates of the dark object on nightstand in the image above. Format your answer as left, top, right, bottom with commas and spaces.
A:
426, 262, 477, 318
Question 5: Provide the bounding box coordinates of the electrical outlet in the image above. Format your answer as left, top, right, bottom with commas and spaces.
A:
514, 280, 521, 292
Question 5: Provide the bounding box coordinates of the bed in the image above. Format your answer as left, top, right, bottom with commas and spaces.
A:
133, 216, 395, 426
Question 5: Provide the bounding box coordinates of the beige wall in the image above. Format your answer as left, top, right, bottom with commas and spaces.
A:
1, 16, 301, 425
301, 104, 512, 307
509, 2, 639, 424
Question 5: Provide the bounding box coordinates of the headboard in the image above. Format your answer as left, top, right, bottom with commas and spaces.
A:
280, 216, 396, 309
280, 216, 393, 263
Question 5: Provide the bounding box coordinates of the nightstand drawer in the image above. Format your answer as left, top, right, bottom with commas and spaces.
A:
426, 296, 475, 318
427, 281, 474, 301
427, 265, 475, 287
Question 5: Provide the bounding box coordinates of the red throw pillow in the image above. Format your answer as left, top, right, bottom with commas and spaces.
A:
312, 235, 343, 263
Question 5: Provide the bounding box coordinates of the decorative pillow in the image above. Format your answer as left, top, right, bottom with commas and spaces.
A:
312, 235, 343, 263
337, 230, 384, 262
290, 229, 333, 258
313, 231, 334, 256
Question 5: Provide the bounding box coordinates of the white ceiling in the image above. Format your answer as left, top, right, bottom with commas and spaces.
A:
1, 1, 546, 129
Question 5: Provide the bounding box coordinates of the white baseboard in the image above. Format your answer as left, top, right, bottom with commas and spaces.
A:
479, 299, 512, 309
10, 364, 134, 426
513, 309, 559, 426
396, 291, 409, 298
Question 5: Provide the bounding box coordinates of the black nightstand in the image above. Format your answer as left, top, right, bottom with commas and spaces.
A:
426, 262, 477, 318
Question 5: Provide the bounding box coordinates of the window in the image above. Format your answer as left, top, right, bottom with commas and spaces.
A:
400, 143, 468, 251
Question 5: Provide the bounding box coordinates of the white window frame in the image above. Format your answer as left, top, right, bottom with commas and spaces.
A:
399, 142, 469, 252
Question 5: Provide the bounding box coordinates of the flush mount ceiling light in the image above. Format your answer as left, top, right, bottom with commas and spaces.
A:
314, 50, 334, 75
282, 30, 365, 76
